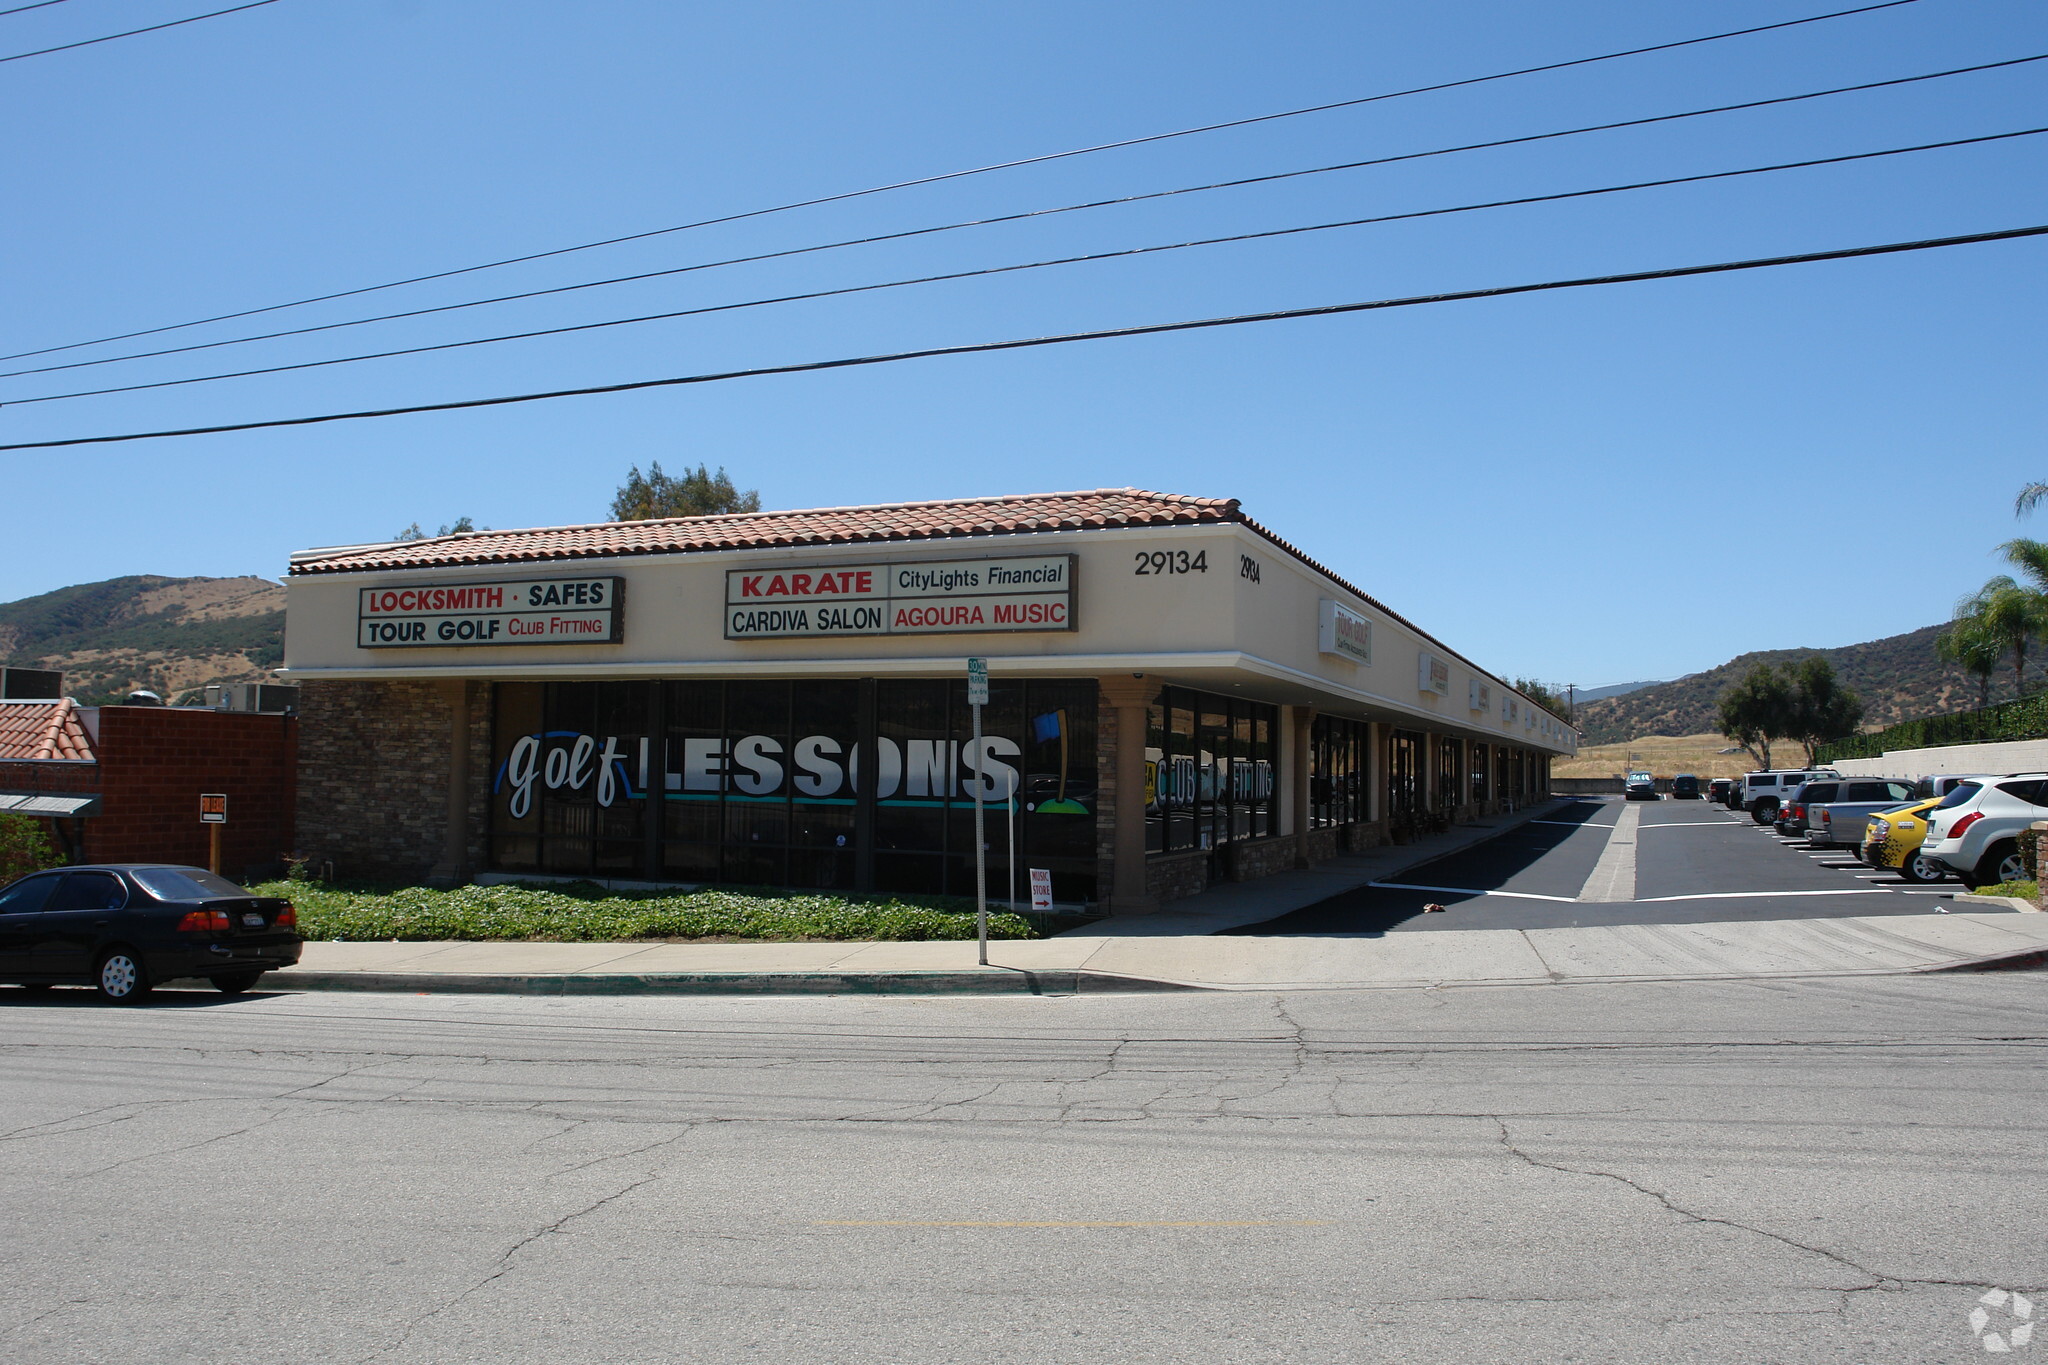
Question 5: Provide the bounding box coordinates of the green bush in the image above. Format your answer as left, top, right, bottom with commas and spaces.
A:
1976, 881, 2040, 902
246, 879, 1041, 943
0, 814, 64, 883
1819, 692, 2048, 762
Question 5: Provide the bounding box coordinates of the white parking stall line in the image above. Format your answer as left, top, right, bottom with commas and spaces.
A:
1369, 882, 1580, 903
1632, 889, 1889, 903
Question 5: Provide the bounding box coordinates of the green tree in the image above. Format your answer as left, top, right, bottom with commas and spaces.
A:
610, 462, 761, 521
1960, 570, 2048, 698
1716, 663, 1794, 771
1935, 614, 2003, 711
1511, 678, 1572, 723
1787, 656, 1865, 766
0, 813, 64, 881
393, 516, 478, 542
2016, 482, 2048, 518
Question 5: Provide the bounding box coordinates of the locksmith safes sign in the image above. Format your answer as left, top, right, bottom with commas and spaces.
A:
725, 555, 1074, 639
358, 577, 624, 648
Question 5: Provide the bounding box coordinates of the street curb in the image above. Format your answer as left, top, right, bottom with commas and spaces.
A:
264, 968, 1207, 997
1915, 946, 2048, 974
1952, 893, 2043, 913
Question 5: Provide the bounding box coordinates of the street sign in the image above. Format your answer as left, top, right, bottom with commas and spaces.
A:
1029, 868, 1053, 913
966, 656, 989, 707
199, 794, 228, 824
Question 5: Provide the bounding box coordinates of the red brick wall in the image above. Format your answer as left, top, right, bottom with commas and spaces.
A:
82, 708, 297, 879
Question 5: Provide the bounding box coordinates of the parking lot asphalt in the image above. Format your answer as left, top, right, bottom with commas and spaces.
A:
1225, 796, 2001, 935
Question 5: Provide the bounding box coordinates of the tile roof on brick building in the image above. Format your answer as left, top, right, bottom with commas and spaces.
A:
0, 699, 97, 762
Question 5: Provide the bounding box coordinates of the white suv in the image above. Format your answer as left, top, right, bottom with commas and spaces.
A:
1740, 768, 1841, 825
1921, 775, 2048, 890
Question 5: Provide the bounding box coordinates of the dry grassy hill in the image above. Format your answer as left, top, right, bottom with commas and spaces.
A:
1572, 622, 2010, 747
0, 575, 285, 704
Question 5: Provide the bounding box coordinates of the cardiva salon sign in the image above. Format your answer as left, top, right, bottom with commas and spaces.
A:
496, 731, 1031, 819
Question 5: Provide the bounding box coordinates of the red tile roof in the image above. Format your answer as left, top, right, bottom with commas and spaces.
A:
290, 489, 1242, 574
286, 487, 1568, 725
0, 699, 96, 763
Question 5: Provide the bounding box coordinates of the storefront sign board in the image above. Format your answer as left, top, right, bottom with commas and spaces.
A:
1317, 600, 1372, 664
1418, 652, 1451, 696
724, 555, 1075, 639
357, 577, 624, 648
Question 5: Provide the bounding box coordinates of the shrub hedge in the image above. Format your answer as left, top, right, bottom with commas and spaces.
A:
248, 880, 1039, 943
1818, 692, 2048, 762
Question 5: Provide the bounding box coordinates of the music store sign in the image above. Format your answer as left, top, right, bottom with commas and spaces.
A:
358, 576, 624, 648
725, 554, 1075, 639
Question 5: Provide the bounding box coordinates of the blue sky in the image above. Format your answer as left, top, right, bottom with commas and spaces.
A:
2, 0, 2042, 688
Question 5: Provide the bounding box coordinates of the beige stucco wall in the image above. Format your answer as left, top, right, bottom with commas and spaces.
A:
282, 523, 1573, 757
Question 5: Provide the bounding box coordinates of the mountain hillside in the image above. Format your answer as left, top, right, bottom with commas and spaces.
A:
1574, 622, 2016, 746
0, 576, 285, 705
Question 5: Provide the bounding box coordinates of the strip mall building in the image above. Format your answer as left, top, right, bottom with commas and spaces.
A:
282, 490, 1574, 912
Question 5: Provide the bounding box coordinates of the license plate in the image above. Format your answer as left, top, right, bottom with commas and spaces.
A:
242, 912, 266, 927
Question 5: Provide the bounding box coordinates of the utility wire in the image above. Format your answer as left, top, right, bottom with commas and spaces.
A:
0, 0, 1923, 363
0, 1, 80, 18
0, 0, 277, 63
9, 125, 2040, 407
12, 50, 2033, 384
2, 221, 2037, 453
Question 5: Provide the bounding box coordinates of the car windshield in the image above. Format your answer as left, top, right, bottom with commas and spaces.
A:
131, 867, 251, 900
1933, 782, 1982, 812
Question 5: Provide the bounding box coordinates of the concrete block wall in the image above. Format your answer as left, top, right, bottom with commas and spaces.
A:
1831, 739, 2048, 778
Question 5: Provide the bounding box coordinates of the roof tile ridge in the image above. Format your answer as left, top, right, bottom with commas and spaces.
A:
36, 698, 71, 762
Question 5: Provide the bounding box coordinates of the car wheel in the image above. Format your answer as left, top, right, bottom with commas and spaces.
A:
1897, 849, 1942, 883
1751, 801, 1777, 825
210, 971, 264, 995
1976, 840, 2027, 889
94, 949, 152, 1005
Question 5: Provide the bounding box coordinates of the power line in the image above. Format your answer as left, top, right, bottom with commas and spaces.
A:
0, 1, 80, 18
0, 0, 278, 63
9, 125, 2040, 407
13, 50, 2033, 384
1, 221, 2038, 453
0, 0, 1924, 363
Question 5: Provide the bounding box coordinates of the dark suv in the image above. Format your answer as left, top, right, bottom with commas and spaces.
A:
0, 865, 301, 1003
1670, 773, 1701, 799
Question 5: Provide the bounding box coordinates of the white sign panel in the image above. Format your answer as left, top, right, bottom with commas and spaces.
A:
1418, 652, 1451, 696
1317, 600, 1372, 664
1029, 867, 1054, 912
1469, 679, 1493, 713
725, 555, 1075, 639
358, 576, 623, 648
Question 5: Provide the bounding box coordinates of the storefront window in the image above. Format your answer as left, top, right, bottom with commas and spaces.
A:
1386, 729, 1422, 823
1143, 687, 1276, 854
491, 678, 1096, 902
1436, 735, 1462, 813
1310, 716, 1366, 828
1470, 743, 1491, 804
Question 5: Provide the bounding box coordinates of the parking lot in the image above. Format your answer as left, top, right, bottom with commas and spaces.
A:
1228, 795, 2009, 935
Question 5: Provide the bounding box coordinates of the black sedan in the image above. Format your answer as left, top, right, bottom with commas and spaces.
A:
0, 865, 301, 1003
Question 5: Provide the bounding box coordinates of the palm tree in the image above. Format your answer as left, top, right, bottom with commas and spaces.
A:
2018, 483, 2048, 518
1958, 575, 2047, 698
1936, 615, 2003, 710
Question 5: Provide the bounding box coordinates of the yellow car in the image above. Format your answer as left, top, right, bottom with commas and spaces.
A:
1861, 798, 1946, 883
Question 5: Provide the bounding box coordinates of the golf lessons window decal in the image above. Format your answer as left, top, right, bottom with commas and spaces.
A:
358, 576, 624, 648
724, 555, 1074, 639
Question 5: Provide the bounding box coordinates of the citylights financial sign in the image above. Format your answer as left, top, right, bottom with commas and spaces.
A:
725, 555, 1075, 639
357, 576, 624, 648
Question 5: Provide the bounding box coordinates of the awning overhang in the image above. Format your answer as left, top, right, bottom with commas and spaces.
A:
0, 792, 99, 817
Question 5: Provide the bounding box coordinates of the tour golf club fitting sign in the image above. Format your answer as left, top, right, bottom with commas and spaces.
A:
358, 576, 624, 648
725, 555, 1074, 639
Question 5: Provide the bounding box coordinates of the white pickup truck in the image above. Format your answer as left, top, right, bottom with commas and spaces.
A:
1740, 768, 1841, 825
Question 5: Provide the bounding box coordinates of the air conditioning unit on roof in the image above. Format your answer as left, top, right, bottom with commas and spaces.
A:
203, 684, 299, 714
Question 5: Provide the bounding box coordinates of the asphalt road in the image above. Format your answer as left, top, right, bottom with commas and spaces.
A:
1227, 796, 1996, 935
3, 975, 2045, 1363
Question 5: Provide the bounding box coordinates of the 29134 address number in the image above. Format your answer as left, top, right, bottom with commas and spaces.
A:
1133, 550, 1207, 576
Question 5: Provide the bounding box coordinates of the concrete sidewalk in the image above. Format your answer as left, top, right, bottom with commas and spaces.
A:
258, 909, 2048, 995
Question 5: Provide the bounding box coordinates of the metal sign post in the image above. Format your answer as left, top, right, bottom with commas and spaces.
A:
199, 793, 227, 874
967, 658, 989, 965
